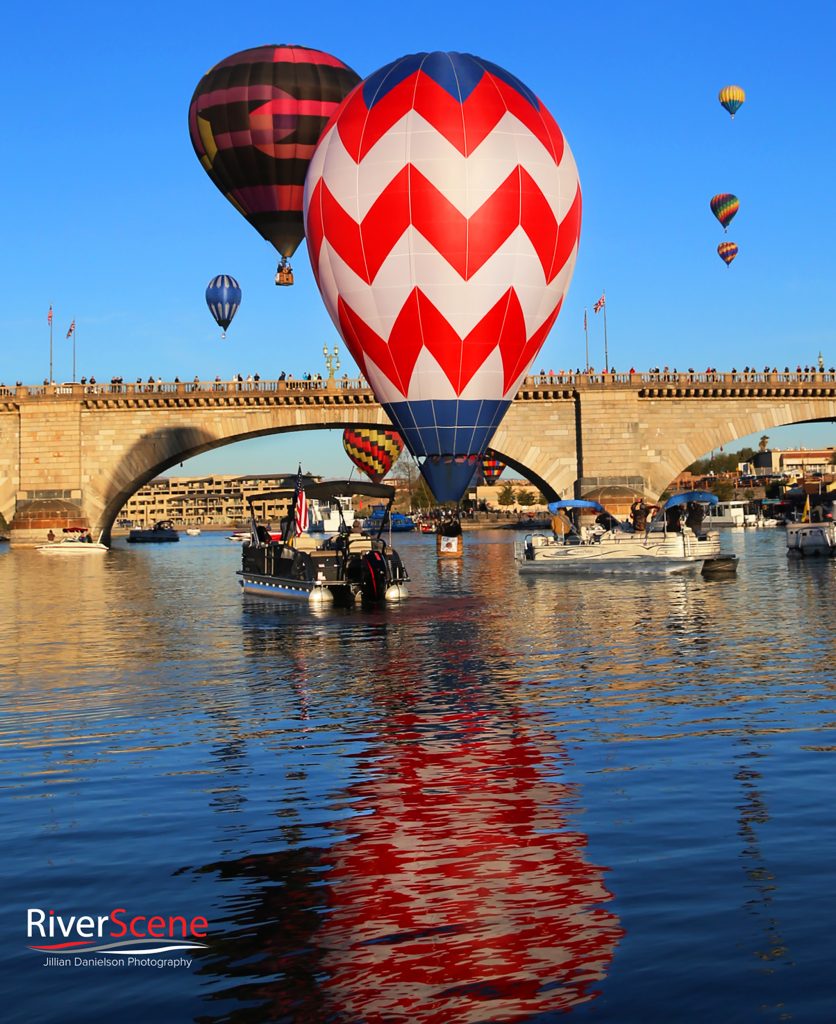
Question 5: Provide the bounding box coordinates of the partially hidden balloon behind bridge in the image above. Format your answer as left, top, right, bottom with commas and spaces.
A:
304, 51, 582, 503
342, 428, 404, 484
717, 241, 738, 266
188, 45, 361, 265
718, 84, 745, 119
481, 454, 505, 485
710, 193, 739, 231
205, 275, 242, 337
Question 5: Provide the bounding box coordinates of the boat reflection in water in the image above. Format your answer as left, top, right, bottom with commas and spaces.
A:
189, 612, 622, 1023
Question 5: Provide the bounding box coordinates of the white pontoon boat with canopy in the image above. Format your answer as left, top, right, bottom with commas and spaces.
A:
515, 492, 732, 575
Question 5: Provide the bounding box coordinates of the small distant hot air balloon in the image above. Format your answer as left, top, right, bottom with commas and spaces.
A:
342, 428, 404, 484
717, 241, 738, 266
189, 45, 361, 286
305, 52, 582, 503
205, 275, 242, 338
710, 193, 739, 231
481, 455, 505, 485
718, 85, 746, 119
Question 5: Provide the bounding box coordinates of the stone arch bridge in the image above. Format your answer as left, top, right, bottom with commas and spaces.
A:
2, 370, 834, 544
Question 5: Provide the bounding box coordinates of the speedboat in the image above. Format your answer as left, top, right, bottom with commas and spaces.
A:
515, 492, 726, 576
185, 527, 201, 536
237, 480, 409, 606
128, 520, 179, 543
38, 528, 108, 553
362, 506, 416, 532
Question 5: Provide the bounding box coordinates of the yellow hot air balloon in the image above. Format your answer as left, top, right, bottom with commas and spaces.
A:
718, 85, 746, 119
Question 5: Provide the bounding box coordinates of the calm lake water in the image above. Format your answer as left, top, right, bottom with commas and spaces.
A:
1, 527, 835, 1023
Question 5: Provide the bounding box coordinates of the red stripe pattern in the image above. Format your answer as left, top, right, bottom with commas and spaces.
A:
304, 52, 581, 406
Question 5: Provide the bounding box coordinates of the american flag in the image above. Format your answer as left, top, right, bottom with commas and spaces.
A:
294, 468, 309, 536
593, 294, 606, 314
66, 320, 75, 338
47, 306, 53, 326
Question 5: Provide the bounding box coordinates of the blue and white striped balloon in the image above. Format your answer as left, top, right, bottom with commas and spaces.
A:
205, 275, 242, 338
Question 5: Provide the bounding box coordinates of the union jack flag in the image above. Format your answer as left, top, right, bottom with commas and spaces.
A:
47, 306, 53, 326
66, 320, 75, 338
294, 467, 309, 536
593, 295, 606, 314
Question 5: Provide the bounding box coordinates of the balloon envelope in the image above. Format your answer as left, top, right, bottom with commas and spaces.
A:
342, 428, 404, 483
205, 274, 242, 334
305, 51, 581, 502
189, 45, 360, 261
717, 241, 738, 266
481, 454, 505, 485
718, 84, 745, 118
710, 193, 739, 231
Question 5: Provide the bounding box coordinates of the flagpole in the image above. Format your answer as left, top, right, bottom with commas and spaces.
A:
602, 290, 609, 373
49, 306, 53, 384
583, 308, 589, 371
73, 321, 77, 382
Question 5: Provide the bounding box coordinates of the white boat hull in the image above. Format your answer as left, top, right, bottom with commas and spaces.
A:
786, 522, 836, 557
515, 528, 721, 575
38, 542, 108, 554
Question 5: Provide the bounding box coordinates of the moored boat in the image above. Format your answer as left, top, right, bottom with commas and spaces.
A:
185, 527, 201, 536
786, 519, 836, 557
515, 492, 725, 575
237, 480, 409, 606
128, 520, 179, 543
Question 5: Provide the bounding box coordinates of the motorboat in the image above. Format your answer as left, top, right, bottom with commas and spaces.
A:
38, 528, 108, 554
238, 480, 409, 606
227, 529, 251, 542
185, 527, 201, 536
515, 492, 725, 576
127, 520, 179, 543
362, 505, 417, 532
786, 518, 836, 557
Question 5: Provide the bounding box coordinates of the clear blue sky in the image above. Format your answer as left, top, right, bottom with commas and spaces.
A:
3, 0, 833, 475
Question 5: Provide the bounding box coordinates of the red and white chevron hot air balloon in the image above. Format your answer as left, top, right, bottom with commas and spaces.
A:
304, 51, 581, 502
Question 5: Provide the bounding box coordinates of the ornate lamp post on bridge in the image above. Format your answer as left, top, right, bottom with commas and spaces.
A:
323, 343, 340, 380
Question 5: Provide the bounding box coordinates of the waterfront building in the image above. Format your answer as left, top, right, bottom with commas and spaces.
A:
118, 473, 312, 529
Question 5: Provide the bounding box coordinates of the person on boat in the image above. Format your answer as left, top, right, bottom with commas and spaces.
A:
256, 524, 272, 545
685, 502, 705, 534
595, 510, 619, 532
550, 509, 573, 539
630, 499, 649, 532
665, 505, 683, 532
47, 530, 55, 542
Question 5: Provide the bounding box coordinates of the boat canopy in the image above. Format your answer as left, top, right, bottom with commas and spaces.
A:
246, 480, 394, 509
662, 490, 719, 509
305, 480, 395, 502
547, 499, 605, 513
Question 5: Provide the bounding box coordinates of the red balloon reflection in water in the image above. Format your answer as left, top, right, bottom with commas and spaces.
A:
318, 706, 622, 1022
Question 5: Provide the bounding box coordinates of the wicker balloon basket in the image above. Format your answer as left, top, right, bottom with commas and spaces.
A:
436, 533, 463, 559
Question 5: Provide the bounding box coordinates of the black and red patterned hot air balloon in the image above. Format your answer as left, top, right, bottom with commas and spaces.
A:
189, 45, 360, 284
481, 454, 505, 485
342, 428, 404, 484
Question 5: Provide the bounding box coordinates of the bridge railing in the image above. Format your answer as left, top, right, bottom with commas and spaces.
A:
7, 369, 836, 401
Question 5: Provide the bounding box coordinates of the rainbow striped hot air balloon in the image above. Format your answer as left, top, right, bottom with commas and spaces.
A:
717, 241, 738, 266
710, 193, 739, 232
342, 428, 404, 484
481, 455, 505, 485
718, 85, 746, 119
